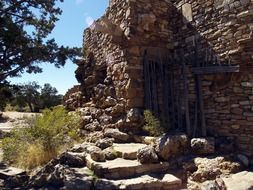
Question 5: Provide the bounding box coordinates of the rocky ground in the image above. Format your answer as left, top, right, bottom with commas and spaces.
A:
0, 130, 252, 190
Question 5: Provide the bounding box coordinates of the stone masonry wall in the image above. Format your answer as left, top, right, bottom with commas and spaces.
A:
72, 0, 174, 133
65, 0, 253, 162
172, 0, 253, 163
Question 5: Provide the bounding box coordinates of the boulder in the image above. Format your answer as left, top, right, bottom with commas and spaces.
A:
70, 143, 105, 162
137, 146, 159, 164
191, 138, 215, 155
95, 138, 114, 150
188, 157, 241, 183
200, 180, 224, 190
0, 166, 29, 188
64, 168, 93, 190
70, 143, 95, 153
83, 120, 102, 132
88, 147, 106, 162
222, 171, 253, 190
103, 147, 119, 160
59, 152, 86, 167
126, 108, 143, 123
104, 128, 129, 142
155, 133, 188, 160
28, 162, 65, 188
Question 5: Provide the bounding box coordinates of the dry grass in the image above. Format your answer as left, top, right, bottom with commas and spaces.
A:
17, 143, 57, 170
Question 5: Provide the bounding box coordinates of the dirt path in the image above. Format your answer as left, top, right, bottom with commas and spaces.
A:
0, 112, 38, 132
0, 112, 39, 162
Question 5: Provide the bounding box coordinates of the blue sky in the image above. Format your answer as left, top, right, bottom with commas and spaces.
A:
9, 0, 109, 95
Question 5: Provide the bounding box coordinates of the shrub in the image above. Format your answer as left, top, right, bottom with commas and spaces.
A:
143, 110, 165, 137
2, 106, 81, 169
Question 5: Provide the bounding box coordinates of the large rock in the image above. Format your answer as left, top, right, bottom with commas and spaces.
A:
64, 168, 93, 190
59, 152, 86, 167
191, 138, 215, 155
137, 146, 159, 164
0, 166, 29, 188
200, 180, 219, 190
104, 128, 130, 142
95, 138, 114, 150
155, 133, 188, 160
103, 147, 118, 160
187, 157, 241, 183
112, 143, 147, 160
85, 146, 105, 162
70, 143, 106, 162
222, 171, 253, 190
28, 161, 65, 188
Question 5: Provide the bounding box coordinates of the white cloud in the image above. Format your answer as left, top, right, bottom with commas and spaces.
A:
85, 16, 95, 27
75, 0, 84, 5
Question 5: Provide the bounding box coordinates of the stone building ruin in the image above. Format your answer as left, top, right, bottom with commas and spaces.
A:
65, 0, 253, 164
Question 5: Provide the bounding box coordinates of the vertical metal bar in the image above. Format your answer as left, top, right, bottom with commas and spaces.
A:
194, 42, 207, 137
182, 50, 191, 136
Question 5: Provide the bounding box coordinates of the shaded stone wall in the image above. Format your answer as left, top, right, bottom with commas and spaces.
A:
171, 0, 253, 163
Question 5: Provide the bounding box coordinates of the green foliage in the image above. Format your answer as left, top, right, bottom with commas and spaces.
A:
0, 0, 82, 82
0, 84, 13, 111
2, 106, 81, 169
143, 110, 165, 137
1, 82, 62, 112
40, 83, 62, 109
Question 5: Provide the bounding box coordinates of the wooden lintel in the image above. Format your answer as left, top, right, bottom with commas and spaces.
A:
192, 65, 240, 75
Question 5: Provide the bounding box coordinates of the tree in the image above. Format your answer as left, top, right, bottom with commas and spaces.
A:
0, 0, 81, 82
40, 83, 62, 109
17, 82, 41, 112
0, 83, 13, 111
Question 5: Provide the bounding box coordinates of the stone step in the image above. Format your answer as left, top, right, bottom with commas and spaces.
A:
112, 143, 147, 159
86, 155, 170, 179
95, 173, 182, 190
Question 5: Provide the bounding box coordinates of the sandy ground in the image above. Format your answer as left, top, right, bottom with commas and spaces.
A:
0, 112, 38, 132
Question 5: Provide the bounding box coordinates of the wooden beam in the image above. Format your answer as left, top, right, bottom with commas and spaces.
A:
192, 65, 240, 75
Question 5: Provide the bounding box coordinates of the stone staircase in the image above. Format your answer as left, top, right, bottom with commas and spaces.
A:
0, 142, 183, 189
80, 143, 181, 190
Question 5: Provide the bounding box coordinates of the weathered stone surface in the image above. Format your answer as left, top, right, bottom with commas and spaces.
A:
95, 174, 182, 190
104, 128, 130, 143
200, 180, 225, 190
191, 138, 215, 155
103, 147, 119, 160
155, 134, 188, 160
86, 155, 170, 180
90, 148, 106, 162
64, 168, 93, 190
0, 166, 28, 188
137, 146, 159, 164
187, 157, 241, 183
59, 152, 86, 167
95, 138, 114, 150
222, 171, 253, 190
28, 162, 65, 188
113, 143, 147, 160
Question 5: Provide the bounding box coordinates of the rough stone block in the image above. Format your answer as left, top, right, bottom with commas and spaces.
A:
191, 138, 215, 155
